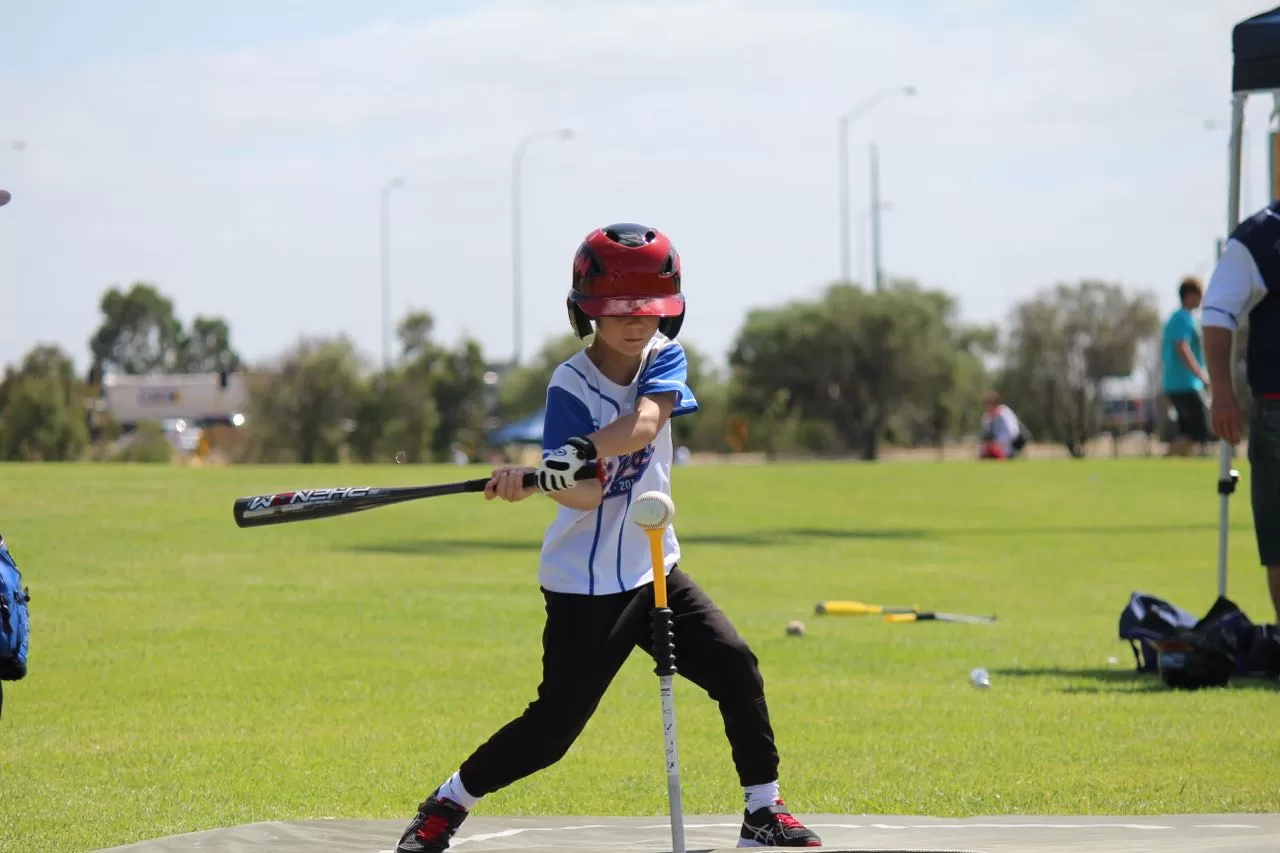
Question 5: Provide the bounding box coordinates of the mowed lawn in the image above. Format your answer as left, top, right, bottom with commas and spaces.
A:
2, 457, 1279, 853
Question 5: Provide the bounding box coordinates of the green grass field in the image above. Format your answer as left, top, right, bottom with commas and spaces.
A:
2, 458, 1279, 853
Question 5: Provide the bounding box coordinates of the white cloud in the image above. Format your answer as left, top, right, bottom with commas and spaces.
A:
2, 0, 1277, 374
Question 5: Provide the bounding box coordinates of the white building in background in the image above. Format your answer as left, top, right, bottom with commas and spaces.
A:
100, 371, 247, 429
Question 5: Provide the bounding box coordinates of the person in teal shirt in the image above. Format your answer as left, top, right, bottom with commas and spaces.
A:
1161, 277, 1211, 456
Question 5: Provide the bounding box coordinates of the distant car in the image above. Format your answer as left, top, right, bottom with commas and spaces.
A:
1100, 395, 1158, 436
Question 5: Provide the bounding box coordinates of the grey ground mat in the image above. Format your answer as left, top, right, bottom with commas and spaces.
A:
94, 813, 1280, 853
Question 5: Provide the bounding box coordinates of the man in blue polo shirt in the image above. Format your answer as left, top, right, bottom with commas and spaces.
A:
1161, 277, 1212, 457
1202, 202, 1280, 623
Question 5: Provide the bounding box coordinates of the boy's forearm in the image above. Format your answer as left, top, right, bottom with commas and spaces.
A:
1203, 327, 1235, 391
548, 480, 603, 511
584, 394, 675, 458
587, 411, 659, 458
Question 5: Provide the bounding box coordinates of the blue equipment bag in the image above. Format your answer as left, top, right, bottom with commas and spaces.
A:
1118, 591, 1198, 673
0, 533, 32, 719
1119, 591, 1280, 688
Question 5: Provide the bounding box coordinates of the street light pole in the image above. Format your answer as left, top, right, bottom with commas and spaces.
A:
511, 127, 575, 367
857, 201, 893, 287
380, 176, 405, 373
839, 117, 851, 282
838, 86, 914, 283
870, 143, 884, 292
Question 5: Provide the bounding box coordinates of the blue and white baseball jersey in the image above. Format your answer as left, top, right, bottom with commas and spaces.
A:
538, 333, 699, 595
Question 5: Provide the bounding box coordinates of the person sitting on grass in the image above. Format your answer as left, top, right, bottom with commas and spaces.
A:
977, 390, 1024, 460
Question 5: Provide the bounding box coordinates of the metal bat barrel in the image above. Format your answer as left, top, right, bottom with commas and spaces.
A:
232, 464, 599, 528
884, 611, 998, 624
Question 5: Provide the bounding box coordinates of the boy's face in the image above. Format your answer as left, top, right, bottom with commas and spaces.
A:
594, 315, 661, 357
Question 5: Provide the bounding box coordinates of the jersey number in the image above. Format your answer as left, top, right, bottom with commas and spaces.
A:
605, 446, 654, 498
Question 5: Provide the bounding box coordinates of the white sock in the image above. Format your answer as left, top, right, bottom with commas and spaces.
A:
438, 770, 480, 811
743, 780, 780, 813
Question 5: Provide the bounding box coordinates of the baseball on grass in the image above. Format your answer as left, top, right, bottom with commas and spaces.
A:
786, 620, 806, 636
630, 490, 676, 530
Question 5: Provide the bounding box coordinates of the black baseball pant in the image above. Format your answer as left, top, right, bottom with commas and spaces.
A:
457, 566, 779, 795
1169, 390, 1212, 443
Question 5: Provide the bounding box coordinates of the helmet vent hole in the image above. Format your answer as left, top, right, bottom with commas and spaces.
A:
602, 223, 653, 248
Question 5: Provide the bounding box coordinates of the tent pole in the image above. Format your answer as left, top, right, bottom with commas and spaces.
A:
1217, 93, 1248, 600
1272, 94, 1280, 202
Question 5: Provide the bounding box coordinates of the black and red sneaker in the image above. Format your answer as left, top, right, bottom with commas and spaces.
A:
395, 789, 469, 853
737, 799, 822, 847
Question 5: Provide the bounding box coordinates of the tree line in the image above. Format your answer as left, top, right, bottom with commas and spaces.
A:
2, 274, 1204, 463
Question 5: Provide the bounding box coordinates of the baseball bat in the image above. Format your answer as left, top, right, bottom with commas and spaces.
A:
814, 600, 918, 616
232, 464, 600, 528
884, 611, 997, 624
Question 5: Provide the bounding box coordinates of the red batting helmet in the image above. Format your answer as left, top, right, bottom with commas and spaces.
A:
567, 223, 685, 339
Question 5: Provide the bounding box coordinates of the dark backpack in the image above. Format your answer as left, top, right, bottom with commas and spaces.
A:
1240, 624, 1280, 679
1117, 592, 1198, 673
1153, 597, 1259, 690
0, 534, 32, 719
1118, 592, 1280, 688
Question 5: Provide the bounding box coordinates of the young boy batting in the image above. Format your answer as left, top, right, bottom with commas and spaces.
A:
395, 223, 822, 851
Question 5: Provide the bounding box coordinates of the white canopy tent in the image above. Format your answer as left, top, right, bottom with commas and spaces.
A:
1217, 6, 1280, 597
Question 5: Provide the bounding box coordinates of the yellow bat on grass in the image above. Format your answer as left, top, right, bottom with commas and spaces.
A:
813, 600, 918, 616
814, 600, 996, 624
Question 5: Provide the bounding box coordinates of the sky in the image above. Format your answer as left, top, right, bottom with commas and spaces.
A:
2, 0, 1279, 376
